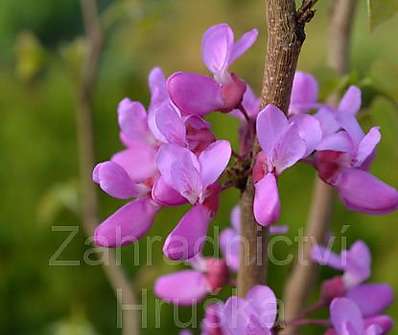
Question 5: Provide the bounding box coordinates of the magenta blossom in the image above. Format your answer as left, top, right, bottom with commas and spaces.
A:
312, 240, 371, 288
168, 23, 258, 116
314, 86, 398, 214
154, 255, 230, 306
327, 298, 393, 335
156, 141, 231, 260
220, 285, 278, 335
252, 104, 322, 226
313, 241, 394, 318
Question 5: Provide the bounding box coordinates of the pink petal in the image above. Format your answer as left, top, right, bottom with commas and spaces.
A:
93, 161, 145, 199
241, 84, 260, 119
343, 241, 371, 288
167, 72, 224, 116
148, 67, 168, 109
347, 284, 394, 318
317, 131, 353, 153
199, 140, 232, 189
315, 106, 340, 137
220, 228, 240, 272
312, 245, 344, 270
291, 114, 322, 156
355, 127, 381, 167
365, 316, 394, 335
154, 101, 186, 146
269, 225, 289, 235
154, 270, 209, 305
256, 104, 289, 159
336, 168, 398, 215
94, 198, 160, 247
151, 176, 187, 206
163, 205, 211, 260
221, 296, 251, 335
179, 331, 193, 335
231, 205, 241, 233
338, 86, 362, 116
289, 72, 319, 115
202, 304, 224, 335
157, 144, 202, 204
330, 298, 364, 335
111, 143, 157, 183
272, 123, 306, 174
337, 113, 365, 146
365, 324, 382, 335
117, 99, 150, 144
202, 23, 234, 79
246, 285, 277, 329
229, 28, 259, 65
254, 173, 280, 226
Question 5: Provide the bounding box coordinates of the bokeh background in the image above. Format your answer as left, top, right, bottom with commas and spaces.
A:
1, 0, 398, 334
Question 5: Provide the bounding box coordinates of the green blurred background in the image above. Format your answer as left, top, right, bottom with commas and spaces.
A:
1, 0, 398, 334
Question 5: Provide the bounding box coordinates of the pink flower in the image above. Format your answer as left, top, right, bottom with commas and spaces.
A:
92, 67, 177, 248
314, 86, 398, 214
201, 23, 258, 85
154, 255, 230, 306
253, 104, 322, 225
156, 141, 231, 259
312, 240, 371, 289
168, 24, 258, 116
313, 241, 394, 318
220, 285, 278, 335
328, 298, 393, 335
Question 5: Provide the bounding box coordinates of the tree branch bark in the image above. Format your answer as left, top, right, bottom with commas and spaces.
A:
237, 0, 311, 297
282, 1, 358, 333
76, 1, 139, 334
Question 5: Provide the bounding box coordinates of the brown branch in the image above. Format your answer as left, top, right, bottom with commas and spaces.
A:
281, 1, 358, 333
237, 0, 313, 297
76, 1, 139, 334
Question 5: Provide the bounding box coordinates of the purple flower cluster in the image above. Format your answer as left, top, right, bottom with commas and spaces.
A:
92, 22, 397, 334
313, 241, 394, 334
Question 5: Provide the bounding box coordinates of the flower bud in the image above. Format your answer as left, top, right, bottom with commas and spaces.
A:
320, 276, 346, 303
205, 258, 230, 293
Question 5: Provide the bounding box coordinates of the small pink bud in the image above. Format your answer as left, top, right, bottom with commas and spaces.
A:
205, 258, 230, 293
321, 276, 346, 303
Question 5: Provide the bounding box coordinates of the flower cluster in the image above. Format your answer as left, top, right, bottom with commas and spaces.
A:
92, 22, 397, 334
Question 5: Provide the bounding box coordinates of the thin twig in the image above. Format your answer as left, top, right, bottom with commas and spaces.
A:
237, 0, 313, 297
282, 1, 358, 333
76, 1, 139, 334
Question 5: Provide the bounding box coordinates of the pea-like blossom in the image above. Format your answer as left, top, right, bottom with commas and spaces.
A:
252, 104, 322, 226
314, 86, 398, 214
154, 255, 230, 306
220, 285, 278, 335
187, 286, 277, 335
168, 23, 258, 116
312, 241, 394, 318
327, 298, 393, 335
156, 141, 231, 260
